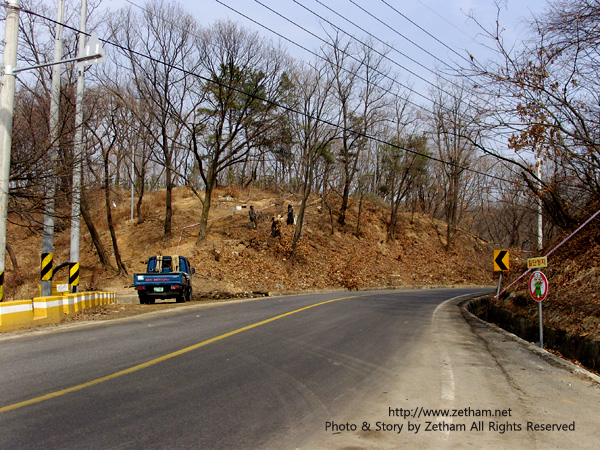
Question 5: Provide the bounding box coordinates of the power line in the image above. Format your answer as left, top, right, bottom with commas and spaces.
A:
121, 0, 510, 158
238, 0, 511, 153
378, 0, 475, 67
294, 0, 503, 136
412, 0, 476, 41
345, 0, 507, 118
11, 2, 513, 185
308, 0, 454, 91
250, 0, 435, 104
294, 0, 451, 102
210, 0, 441, 119
307, 0, 501, 116
347, 0, 457, 72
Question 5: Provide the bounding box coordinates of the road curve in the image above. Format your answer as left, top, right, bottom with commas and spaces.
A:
1, 288, 598, 449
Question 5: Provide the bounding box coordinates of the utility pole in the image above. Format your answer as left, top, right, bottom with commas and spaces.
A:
131, 146, 135, 221
0, 0, 21, 302
537, 157, 543, 252
69, 0, 88, 293
536, 154, 544, 349
0, 0, 103, 300
41, 0, 66, 297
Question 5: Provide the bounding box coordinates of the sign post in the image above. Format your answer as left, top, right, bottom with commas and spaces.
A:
528, 270, 548, 348
493, 250, 510, 296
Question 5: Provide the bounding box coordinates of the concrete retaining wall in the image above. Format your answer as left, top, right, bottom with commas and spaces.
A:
463, 296, 600, 372
0, 292, 116, 332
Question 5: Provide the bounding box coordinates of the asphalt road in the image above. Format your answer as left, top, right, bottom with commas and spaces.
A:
1, 288, 599, 449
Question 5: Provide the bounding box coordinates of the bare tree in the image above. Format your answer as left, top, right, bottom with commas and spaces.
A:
322, 32, 391, 227
80, 189, 113, 270
109, 0, 199, 238
381, 134, 429, 242
190, 20, 287, 242
85, 89, 128, 275
430, 81, 479, 250
285, 62, 337, 258
464, 0, 600, 229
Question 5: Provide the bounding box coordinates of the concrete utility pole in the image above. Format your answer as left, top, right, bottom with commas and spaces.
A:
69, 0, 88, 293
41, 0, 65, 297
0, 0, 103, 300
0, 0, 21, 301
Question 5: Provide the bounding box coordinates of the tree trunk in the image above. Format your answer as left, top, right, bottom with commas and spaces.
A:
104, 159, 127, 275
387, 178, 400, 242
81, 191, 113, 270
136, 180, 145, 224
446, 174, 459, 251
164, 164, 173, 238
338, 181, 350, 226
291, 168, 313, 259
136, 157, 147, 223
197, 170, 216, 243
6, 243, 19, 271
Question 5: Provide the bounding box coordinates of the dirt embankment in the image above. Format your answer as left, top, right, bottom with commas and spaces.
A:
493, 220, 600, 342
4, 186, 495, 302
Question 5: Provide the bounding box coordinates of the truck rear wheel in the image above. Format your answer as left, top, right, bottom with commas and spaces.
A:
139, 294, 155, 305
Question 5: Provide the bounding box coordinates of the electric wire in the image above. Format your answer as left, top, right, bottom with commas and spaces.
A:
307, 0, 504, 121
378, 0, 475, 68
365, 0, 511, 114
293, 0, 457, 107
250, 0, 434, 105
412, 0, 475, 41
294, 0, 508, 150
30, 1, 516, 184
307, 0, 459, 96
10, 2, 514, 184
346, 0, 517, 126
221, 0, 479, 129
210, 0, 442, 122
348, 0, 456, 72
223, 0, 513, 157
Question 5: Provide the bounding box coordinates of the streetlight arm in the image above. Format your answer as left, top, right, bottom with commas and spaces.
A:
11, 53, 104, 74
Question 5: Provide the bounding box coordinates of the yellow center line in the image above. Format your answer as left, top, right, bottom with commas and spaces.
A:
1, 293, 370, 414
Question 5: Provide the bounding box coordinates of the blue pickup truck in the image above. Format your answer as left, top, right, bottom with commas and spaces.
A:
133, 255, 195, 304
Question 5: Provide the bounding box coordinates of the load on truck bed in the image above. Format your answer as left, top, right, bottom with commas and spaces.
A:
133, 255, 195, 304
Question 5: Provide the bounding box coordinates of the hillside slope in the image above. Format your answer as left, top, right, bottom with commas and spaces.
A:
4, 186, 495, 301
495, 215, 600, 341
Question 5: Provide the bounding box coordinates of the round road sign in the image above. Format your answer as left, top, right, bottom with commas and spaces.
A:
529, 271, 548, 302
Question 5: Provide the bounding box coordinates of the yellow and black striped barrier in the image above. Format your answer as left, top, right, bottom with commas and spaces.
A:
41, 253, 53, 281
69, 262, 80, 290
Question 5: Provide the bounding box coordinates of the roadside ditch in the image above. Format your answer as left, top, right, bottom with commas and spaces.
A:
462, 295, 600, 374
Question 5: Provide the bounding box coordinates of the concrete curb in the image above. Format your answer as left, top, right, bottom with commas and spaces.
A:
0, 292, 117, 332
458, 295, 600, 385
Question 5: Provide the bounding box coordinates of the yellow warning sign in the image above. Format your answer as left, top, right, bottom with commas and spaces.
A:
41, 253, 53, 281
69, 262, 80, 287
493, 250, 510, 271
